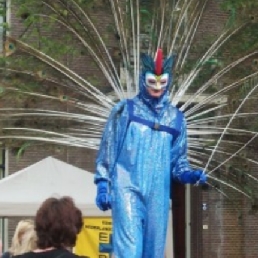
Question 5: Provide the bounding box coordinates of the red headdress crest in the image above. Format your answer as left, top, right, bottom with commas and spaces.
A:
154, 48, 163, 75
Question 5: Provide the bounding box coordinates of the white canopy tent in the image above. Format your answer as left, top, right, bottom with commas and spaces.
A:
0, 156, 111, 217
0, 156, 173, 257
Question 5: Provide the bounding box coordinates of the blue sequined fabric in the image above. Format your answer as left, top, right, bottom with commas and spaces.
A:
95, 92, 194, 257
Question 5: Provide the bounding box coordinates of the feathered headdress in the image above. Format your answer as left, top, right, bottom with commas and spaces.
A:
141, 49, 175, 75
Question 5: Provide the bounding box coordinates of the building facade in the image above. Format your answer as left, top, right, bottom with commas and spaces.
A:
1, 0, 258, 257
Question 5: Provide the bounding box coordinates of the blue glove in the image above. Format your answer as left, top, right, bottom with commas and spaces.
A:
180, 170, 207, 184
95, 180, 112, 211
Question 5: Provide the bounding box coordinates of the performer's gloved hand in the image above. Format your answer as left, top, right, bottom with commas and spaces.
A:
180, 170, 207, 184
96, 180, 112, 211
194, 170, 207, 184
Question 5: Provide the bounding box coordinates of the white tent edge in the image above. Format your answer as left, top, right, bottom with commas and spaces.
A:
0, 156, 111, 217
0, 203, 111, 218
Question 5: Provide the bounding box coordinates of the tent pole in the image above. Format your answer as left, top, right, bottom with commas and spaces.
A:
1, 149, 9, 251
186, 184, 191, 258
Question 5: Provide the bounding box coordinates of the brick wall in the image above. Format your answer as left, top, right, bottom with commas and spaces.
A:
5, 1, 113, 247
3, 1, 258, 257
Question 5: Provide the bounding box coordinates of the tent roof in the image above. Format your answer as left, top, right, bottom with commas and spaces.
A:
0, 156, 111, 217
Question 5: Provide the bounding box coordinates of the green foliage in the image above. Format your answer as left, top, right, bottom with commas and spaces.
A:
221, 0, 258, 11
16, 142, 31, 160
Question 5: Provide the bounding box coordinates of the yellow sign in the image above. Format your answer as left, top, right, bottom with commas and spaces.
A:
74, 217, 113, 258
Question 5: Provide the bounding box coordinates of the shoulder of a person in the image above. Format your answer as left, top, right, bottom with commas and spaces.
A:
12, 252, 34, 258
58, 252, 81, 258
113, 99, 127, 110
11, 253, 30, 258
109, 99, 127, 117
55, 250, 81, 258
12, 250, 72, 258
168, 104, 184, 116
2, 251, 11, 258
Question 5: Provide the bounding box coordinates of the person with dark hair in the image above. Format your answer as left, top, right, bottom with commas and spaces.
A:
13, 196, 83, 258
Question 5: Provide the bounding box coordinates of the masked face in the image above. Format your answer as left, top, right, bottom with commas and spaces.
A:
145, 72, 169, 98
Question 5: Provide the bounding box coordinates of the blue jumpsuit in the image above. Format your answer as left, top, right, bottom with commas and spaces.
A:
95, 81, 195, 258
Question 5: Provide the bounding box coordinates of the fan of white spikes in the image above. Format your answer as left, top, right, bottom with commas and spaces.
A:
0, 0, 258, 199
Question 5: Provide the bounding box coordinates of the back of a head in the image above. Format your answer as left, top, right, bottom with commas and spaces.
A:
35, 196, 83, 249
9, 220, 37, 256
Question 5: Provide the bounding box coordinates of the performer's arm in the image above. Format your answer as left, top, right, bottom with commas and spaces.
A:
94, 101, 127, 211
94, 100, 126, 183
171, 114, 206, 184
94, 115, 114, 183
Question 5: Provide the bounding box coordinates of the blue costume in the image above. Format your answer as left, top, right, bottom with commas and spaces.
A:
95, 50, 206, 258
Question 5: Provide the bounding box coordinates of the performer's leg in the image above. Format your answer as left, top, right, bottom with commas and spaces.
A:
142, 191, 170, 258
112, 188, 145, 258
